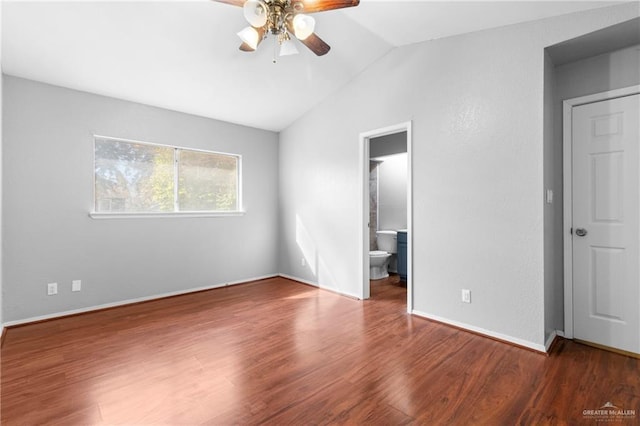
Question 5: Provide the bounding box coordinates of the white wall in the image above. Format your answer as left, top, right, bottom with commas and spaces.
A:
376, 153, 407, 231
3, 76, 279, 322
279, 4, 639, 349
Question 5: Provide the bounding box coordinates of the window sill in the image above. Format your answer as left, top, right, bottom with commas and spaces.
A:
89, 211, 246, 219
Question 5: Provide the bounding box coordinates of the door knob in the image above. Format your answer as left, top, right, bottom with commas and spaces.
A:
575, 228, 588, 237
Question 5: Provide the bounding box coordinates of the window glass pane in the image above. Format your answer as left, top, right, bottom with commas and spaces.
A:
178, 150, 238, 211
94, 139, 175, 212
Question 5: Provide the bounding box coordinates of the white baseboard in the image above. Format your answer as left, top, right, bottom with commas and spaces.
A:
412, 309, 547, 353
545, 330, 558, 352
279, 273, 318, 288
279, 273, 361, 300
3, 274, 278, 328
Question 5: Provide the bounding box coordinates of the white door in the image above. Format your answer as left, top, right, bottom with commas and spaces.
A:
572, 93, 640, 354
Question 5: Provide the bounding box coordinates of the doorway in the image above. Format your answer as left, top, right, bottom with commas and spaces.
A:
360, 122, 412, 312
563, 86, 640, 355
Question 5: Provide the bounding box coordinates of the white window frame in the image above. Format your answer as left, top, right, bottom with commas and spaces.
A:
90, 135, 244, 219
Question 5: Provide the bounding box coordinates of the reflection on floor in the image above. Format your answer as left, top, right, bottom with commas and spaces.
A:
370, 273, 406, 303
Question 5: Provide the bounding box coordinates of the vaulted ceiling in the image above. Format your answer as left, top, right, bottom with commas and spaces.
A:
1, 1, 623, 131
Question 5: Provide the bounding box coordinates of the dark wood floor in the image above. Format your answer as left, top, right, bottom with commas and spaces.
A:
1, 276, 638, 425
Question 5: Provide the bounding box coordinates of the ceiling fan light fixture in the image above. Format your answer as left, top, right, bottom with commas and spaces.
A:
279, 37, 299, 56
237, 26, 261, 50
243, 0, 268, 28
292, 14, 315, 40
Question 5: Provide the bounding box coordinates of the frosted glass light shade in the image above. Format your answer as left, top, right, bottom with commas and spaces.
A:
243, 0, 268, 27
292, 14, 315, 40
279, 38, 299, 56
237, 26, 260, 50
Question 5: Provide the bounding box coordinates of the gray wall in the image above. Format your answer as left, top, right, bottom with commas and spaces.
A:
555, 45, 640, 100
3, 76, 279, 322
543, 50, 560, 344
543, 44, 640, 341
278, 3, 639, 349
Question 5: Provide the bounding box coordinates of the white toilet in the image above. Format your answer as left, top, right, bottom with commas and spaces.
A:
369, 230, 397, 280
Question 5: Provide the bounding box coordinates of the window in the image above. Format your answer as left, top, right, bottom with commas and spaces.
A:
93, 136, 241, 216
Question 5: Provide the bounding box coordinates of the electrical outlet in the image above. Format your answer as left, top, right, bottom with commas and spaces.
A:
72, 280, 82, 292
301, 258, 306, 267
461, 289, 471, 304
47, 282, 58, 296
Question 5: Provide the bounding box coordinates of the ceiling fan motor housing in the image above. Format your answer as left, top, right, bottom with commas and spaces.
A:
259, 0, 303, 35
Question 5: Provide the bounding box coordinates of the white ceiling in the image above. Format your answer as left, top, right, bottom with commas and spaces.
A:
1, 0, 624, 131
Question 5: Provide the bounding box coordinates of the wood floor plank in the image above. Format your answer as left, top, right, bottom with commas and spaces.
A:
1, 276, 639, 425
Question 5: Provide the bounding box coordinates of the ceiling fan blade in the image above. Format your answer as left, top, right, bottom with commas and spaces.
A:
285, 21, 330, 56
294, 0, 359, 13
211, 0, 246, 7
300, 33, 331, 56
239, 42, 255, 52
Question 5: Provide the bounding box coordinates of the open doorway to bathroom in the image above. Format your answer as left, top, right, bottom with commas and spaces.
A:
360, 122, 412, 313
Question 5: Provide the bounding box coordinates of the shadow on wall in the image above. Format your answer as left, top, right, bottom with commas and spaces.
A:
296, 214, 317, 276
295, 214, 341, 292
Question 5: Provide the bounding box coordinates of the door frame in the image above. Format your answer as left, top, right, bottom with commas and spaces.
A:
359, 121, 413, 312
562, 85, 640, 339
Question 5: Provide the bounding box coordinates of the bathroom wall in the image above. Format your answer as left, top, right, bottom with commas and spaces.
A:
370, 132, 407, 158
3, 76, 280, 323
376, 153, 408, 232
372, 152, 407, 273
278, 3, 639, 349
369, 131, 408, 252
369, 161, 379, 251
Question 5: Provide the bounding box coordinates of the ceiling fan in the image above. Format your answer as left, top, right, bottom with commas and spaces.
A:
213, 0, 360, 59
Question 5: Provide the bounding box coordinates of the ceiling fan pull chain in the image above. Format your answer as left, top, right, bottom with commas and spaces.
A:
273, 36, 278, 64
